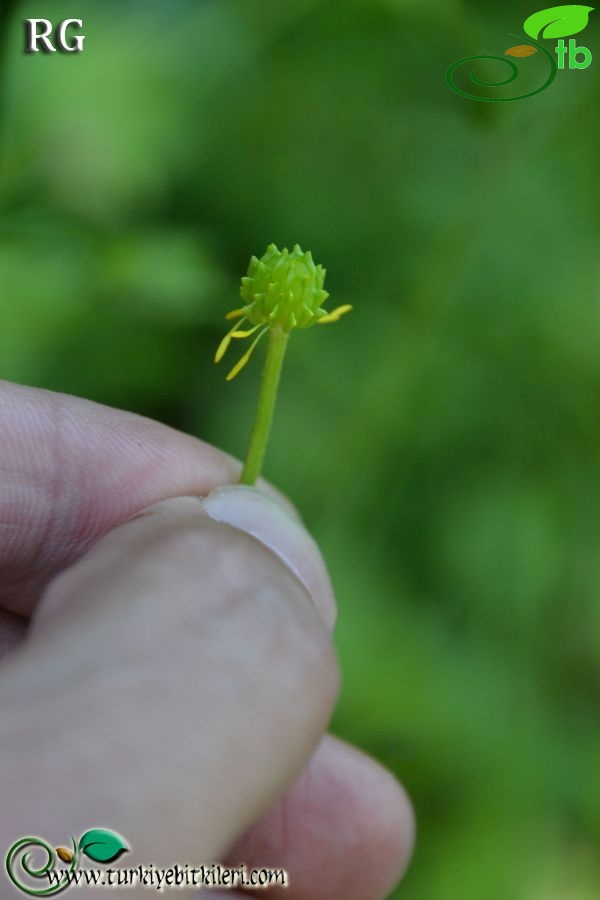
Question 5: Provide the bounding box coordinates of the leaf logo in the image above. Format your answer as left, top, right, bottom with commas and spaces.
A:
79, 828, 129, 864
523, 5, 594, 39
506, 44, 539, 56
55, 846, 74, 863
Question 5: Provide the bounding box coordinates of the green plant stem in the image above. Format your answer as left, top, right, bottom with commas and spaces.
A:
240, 326, 288, 485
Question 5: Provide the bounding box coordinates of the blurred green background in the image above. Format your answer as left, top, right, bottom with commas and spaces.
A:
1, 0, 599, 896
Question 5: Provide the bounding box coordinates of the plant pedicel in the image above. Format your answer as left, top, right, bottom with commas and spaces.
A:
215, 243, 352, 485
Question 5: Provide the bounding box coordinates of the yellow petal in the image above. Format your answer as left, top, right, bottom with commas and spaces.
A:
215, 332, 233, 363
225, 307, 246, 320
317, 304, 353, 324
215, 317, 247, 363
231, 324, 261, 338
226, 327, 268, 381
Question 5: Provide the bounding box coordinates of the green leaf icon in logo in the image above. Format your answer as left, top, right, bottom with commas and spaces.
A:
524, 5, 594, 39
79, 829, 129, 864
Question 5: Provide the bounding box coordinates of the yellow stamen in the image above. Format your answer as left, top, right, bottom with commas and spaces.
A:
317, 304, 353, 324
231, 324, 262, 338
215, 317, 247, 363
226, 327, 268, 381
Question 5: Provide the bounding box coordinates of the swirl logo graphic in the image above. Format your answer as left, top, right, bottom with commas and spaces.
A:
5, 829, 128, 896
446, 5, 594, 101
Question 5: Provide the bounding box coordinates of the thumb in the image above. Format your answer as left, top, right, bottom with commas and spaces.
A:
1, 490, 339, 878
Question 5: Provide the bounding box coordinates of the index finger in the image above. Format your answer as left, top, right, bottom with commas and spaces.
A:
0, 380, 290, 618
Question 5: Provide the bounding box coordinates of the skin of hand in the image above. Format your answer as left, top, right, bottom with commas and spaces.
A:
0, 380, 415, 900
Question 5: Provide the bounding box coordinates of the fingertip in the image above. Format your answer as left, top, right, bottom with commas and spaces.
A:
254, 479, 304, 525
333, 738, 416, 896
200, 486, 337, 631
226, 734, 415, 900
304, 736, 416, 899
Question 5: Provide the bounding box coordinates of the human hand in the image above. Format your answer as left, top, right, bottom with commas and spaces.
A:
0, 380, 414, 899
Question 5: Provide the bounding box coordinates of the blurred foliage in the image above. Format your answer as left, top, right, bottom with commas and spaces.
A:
1, 0, 600, 896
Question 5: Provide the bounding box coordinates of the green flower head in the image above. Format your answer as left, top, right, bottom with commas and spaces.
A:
242, 243, 329, 330
215, 243, 351, 380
